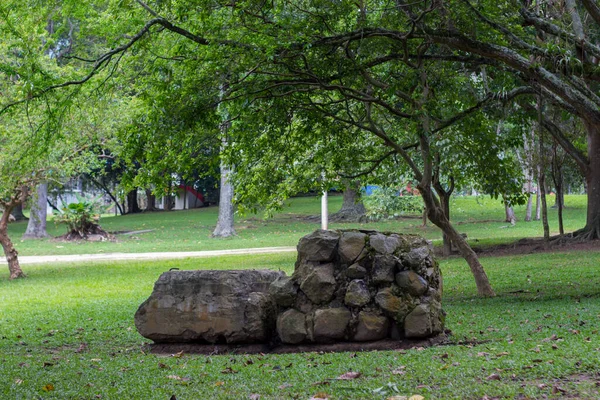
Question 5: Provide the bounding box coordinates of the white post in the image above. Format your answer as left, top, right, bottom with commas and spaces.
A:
321, 189, 328, 230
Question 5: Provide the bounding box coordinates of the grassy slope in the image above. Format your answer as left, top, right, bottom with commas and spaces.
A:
8, 194, 587, 256
0, 251, 599, 399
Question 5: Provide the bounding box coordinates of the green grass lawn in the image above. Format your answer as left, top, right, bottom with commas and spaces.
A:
1, 194, 597, 398
8, 194, 588, 256
1, 251, 599, 399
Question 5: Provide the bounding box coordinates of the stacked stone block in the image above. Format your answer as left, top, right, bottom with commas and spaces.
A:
272, 230, 444, 344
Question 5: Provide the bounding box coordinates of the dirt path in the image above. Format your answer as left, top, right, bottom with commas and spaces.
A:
0, 247, 297, 265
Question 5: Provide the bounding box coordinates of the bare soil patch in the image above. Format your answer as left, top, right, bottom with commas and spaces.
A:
470, 238, 600, 258
148, 334, 450, 355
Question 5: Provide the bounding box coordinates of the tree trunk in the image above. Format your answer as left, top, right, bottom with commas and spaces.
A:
126, 189, 141, 214
535, 180, 541, 221
540, 174, 550, 240
419, 185, 495, 297
145, 188, 157, 212
524, 128, 534, 222
504, 203, 516, 225
439, 192, 452, 256
212, 162, 236, 237
524, 194, 533, 222
575, 122, 600, 238
0, 205, 25, 279
212, 83, 237, 238
22, 183, 49, 239
330, 181, 366, 222
10, 203, 27, 221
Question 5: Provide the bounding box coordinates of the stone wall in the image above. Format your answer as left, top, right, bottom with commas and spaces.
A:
135, 230, 444, 347
272, 230, 444, 344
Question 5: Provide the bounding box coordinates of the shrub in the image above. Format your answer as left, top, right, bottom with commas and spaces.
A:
54, 195, 109, 238
363, 187, 423, 220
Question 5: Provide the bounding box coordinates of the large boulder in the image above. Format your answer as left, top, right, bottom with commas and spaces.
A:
135, 269, 282, 344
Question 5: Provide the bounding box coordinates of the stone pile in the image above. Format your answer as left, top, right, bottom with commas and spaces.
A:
272, 230, 444, 344
135, 229, 444, 346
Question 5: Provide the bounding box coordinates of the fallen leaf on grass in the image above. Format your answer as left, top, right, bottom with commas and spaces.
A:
477, 352, 490, 357
167, 375, 182, 380
214, 381, 225, 387
249, 395, 261, 400
171, 351, 184, 358
221, 367, 238, 374
309, 392, 329, 400
336, 371, 361, 380
552, 385, 567, 394
312, 381, 331, 386
278, 383, 292, 389
158, 362, 169, 369
496, 352, 509, 357
75, 343, 88, 353
486, 373, 501, 381
42, 384, 55, 392
392, 367, 406, 375
14, 379, 23, 385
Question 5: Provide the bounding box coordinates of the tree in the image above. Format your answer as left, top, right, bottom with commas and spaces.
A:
1, 1, 537, 294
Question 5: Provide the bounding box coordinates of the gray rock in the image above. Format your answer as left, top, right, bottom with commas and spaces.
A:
369, 233, 400, 254
299, 263, 336, 304
297, 230, 340, 262
396, 270, 429, 296
371, 255, 397, 284
430, 300, 445, 336
353, 312, 389, 341
344, 279, 371, 307
269, 275, 297, 307
313, 308, 351, 341
404, 303, 442, 338
135, 269, 282, 344
404, 246, 431, 268
277, 309, 308, 344
346, 263, 367, 279
338, 231, 366, 264
374, 287, 402, 314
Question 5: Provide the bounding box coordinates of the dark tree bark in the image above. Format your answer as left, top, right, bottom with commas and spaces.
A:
330, 181, 367, 222
88, 176, 124, 215
126, 189, 141, 214
23, 183, 49, 239
574, 122, 600, 239
0, 206, 24, 279
551, 143, 565, 235
10, 203, 27, 221
145, 188, 158, 212
0, 186, 28, 279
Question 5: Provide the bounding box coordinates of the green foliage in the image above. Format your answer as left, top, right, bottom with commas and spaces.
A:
363, 188, 423, 220
53, 194, 108, 236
